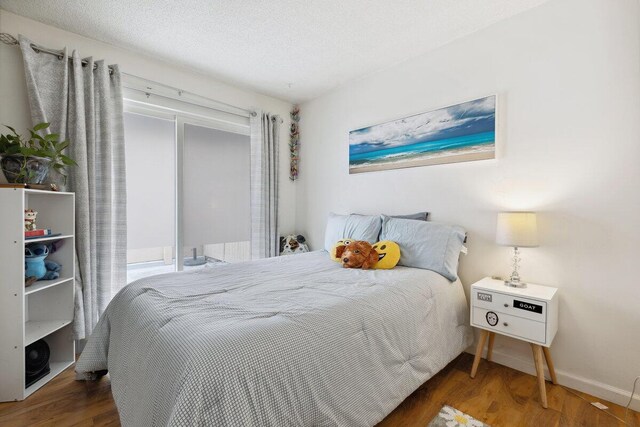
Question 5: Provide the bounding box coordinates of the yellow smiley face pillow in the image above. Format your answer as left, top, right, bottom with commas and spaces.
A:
371, 240, 401, 269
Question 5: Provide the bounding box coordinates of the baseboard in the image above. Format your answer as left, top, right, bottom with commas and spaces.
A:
466, 349, 640, 412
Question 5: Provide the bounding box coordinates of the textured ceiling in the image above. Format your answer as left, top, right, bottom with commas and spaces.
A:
0, 0, 550, 102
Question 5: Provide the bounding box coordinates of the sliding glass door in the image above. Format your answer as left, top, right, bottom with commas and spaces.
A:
124, 111, 177, 283
124, 107, 251, 282
177, 119, 251, 270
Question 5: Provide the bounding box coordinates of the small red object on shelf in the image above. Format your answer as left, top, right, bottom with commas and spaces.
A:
24, 229, 52, 237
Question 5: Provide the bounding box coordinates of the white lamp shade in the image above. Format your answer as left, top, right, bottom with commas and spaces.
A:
496, 212, 539, 247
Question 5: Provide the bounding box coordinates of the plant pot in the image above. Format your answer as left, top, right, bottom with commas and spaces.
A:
0, 155, 51, 184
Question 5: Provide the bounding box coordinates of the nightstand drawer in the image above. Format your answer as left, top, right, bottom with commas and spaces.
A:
472, 307, 546, 344
472, 288, 546, 323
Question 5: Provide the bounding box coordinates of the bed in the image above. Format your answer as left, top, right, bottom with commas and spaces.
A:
76, 250, 472, 426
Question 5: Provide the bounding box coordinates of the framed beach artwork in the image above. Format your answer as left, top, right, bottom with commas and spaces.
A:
349, 95, 497, 174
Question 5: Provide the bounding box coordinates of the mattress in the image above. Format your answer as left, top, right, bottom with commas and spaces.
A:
76, 251, 472, 426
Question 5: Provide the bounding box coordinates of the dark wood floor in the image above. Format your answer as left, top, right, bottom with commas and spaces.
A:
0, 353, 637, 426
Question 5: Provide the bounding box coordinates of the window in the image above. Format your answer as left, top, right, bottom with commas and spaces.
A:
123, 97, 251, 283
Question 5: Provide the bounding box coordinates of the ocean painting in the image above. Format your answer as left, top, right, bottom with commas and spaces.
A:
349, 95, 496, 173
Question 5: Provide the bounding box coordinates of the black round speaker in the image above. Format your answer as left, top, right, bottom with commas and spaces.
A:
25, 339, 50, 376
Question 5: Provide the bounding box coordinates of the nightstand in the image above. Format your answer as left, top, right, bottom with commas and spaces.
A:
469, 277, 559, 408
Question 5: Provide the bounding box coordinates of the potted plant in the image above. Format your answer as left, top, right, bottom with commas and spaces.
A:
0, 123, 77, 184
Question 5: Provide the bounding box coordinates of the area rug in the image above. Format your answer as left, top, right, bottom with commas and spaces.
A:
427, 405, 490, 427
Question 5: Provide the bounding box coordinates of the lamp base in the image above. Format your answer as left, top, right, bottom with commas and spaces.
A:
504, 280, 527, 288
505, 247, 527, 288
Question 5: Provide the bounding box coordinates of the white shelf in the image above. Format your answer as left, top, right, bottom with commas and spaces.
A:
24, 234, 74, 244
24, 360, 74, 398
24, 189, 74, 196
0, 188, 76, 402
25, 320, 73, 346
25, 277, 74, 296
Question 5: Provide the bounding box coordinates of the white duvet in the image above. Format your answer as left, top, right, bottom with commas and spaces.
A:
76, 251, 472, 426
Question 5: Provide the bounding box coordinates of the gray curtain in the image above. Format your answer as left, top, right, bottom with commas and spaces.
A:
19, 36, 127, 340
250, 111, 280, 259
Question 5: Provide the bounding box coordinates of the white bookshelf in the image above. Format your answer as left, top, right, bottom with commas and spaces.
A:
0, 188, 75, 401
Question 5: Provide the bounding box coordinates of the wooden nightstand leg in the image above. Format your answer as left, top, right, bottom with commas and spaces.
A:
531, 344, 548, 408
470, 330, 489, 378
542, 346, 558, 385
486, 332, 495, 362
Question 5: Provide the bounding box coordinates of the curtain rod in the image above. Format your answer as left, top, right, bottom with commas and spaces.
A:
121, 74, 285, 122
121, 72, 256, 119
122, 75, 287, 122
0, 32, 115, 74
0, 32, 283, 123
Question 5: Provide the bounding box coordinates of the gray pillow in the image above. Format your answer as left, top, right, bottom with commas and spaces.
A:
324, 213, 382, 251
352, 212, 429, 221
379, 215, 465, 281
387, 212, 429, 221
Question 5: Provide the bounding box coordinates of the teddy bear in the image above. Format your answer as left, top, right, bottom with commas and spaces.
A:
331, 239, 401, 269
334, 240, 379, 269
42, 260, 61, 280
280, 234, 310, 255
24, 243, 61, 282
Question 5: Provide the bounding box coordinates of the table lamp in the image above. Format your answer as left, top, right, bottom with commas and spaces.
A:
496, 212, 538, 288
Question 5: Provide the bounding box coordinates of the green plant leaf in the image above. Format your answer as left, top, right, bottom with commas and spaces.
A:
0, 135, 8, 152
44, 133, 59, 141
56, 141, 70, 152
60, 155, 77, 166
33, 122, 50, 132
21, 147, 38, 157
6, 145, 21, 155
30, 130, 45, 142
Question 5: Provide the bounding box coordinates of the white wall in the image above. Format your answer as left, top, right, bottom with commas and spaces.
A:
0, 9, 296, 235
297, 0, 640, 409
